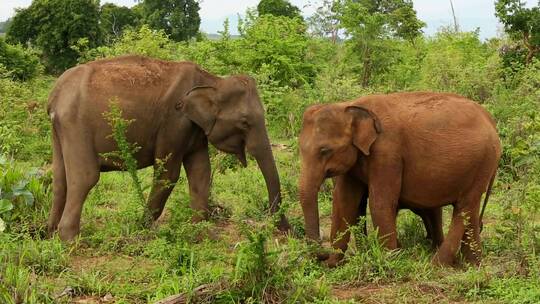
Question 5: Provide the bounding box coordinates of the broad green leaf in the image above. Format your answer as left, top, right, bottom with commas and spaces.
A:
0, 199, 14, 213
12, 190, 35, 207
12, 180, 29, 192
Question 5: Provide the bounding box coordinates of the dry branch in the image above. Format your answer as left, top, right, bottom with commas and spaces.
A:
154, 283, 224, 304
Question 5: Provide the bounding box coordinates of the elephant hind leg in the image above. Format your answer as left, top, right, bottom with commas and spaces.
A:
433, 193, 481, 267
460, 205, 481, 265
57, 136, 100, 241
48, 127, 67, 236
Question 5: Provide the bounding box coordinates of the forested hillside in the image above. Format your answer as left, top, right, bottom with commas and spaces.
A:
0, 0, 539, 303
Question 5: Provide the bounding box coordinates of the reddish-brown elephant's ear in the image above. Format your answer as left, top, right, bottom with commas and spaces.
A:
345, 105, 382, 156
178, 86, 218, 136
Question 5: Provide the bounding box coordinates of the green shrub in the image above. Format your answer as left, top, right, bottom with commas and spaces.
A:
239, 13, 315, 87
74, 25, 178, 62
0, 38, 42, 80
0, 155, 50, 235
418, 30, 498, 101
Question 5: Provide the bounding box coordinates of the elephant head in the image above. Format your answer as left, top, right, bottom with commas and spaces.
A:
298, 103, 381, 241
179, 75, 290, 231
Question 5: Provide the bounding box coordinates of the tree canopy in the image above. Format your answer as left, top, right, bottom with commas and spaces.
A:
257, 0, 303, 19
100, 3, 141, 44
139, 0, 201, 42
0, 19, 11, 33
336, 0, 425, 86
6, 0, 101, 73
495, 0, 540, 64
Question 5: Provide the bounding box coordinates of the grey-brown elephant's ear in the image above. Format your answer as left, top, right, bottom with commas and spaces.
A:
345, 106, 382, 156
178, 86, 218, 136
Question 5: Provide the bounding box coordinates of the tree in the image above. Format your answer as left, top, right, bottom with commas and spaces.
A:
140, 0, 201, 42
0, 19, 12, 33
337, 0, 425, 86
257, 0, 303, 19
6, 0, 101, 73
100, 3, 141, 44
239, 13, 313, 87
308, 0, 341, 43
0, 37, 42, 80
495, 0, 540, 65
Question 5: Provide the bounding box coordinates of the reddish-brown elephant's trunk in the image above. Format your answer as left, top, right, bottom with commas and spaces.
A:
299, 167, 325, 241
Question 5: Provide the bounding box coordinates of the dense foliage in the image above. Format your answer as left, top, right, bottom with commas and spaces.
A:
0, 19, 11, 33
138, 0, 201, 42
337, 0, 425, 86
257, 0, 303, 19
99, 3, 141, 44
0, 0, 539, 303
496, 0, 540, 64
6, 0, 101, 73
0, 37, 42, 80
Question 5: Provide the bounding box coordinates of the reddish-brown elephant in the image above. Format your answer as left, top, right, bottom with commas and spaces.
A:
299, 92, 501, 267
333, 180, 444, 248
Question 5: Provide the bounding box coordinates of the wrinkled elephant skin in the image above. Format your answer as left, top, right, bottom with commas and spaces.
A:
299, 92, 501, 267
47, 55, 289, 241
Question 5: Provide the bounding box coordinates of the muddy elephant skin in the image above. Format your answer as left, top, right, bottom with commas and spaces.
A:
47, 55, 289, 241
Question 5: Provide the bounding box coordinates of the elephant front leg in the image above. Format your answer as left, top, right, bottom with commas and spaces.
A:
428, 207, 444, 248
183, 146, 211, 222
367, 160, 402, 250
326, 174, 365, 267
146, 156, 182, 224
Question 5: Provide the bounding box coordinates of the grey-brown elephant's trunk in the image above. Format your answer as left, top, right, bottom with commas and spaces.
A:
247, 125, 290, 232
299, 168, 324, 241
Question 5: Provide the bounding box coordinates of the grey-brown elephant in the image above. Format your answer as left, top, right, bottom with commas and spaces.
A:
299, 92, 501, 267
47, 55, 289, 241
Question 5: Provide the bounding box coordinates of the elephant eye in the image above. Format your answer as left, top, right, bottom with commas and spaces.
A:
320, 147, 332, 156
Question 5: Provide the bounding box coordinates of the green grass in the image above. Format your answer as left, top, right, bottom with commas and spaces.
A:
0, 144, 538, 303
1, 64, 539, 303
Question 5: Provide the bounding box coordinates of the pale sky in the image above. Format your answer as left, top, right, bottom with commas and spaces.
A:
0, 0, 537, 39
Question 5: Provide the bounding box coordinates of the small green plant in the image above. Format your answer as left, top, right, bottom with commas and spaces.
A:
0, 155, 49, 235
101, 100, 150, 224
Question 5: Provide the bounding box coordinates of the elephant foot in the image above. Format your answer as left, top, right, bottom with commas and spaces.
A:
277, 215, 291, 233
431, 252, 455, 267
47, 224, 58, 239
324, 253, 344, 268
316, 251, 330, 261
191, 212, 209, 224
430, 239, 443, 251
58, 224, 80, 242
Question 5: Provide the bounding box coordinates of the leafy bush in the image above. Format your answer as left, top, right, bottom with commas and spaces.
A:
418, 30, 498, 101
0, 37, 42, 80
0, 76, 53, 159
6, 0, 101, 73
222, 222, 326, 302
0, 155, 50, 235
74, 25, 178, 62
239, 13, 314, 87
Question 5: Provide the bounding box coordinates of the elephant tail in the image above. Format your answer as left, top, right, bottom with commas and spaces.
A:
479, 173, 496, 233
